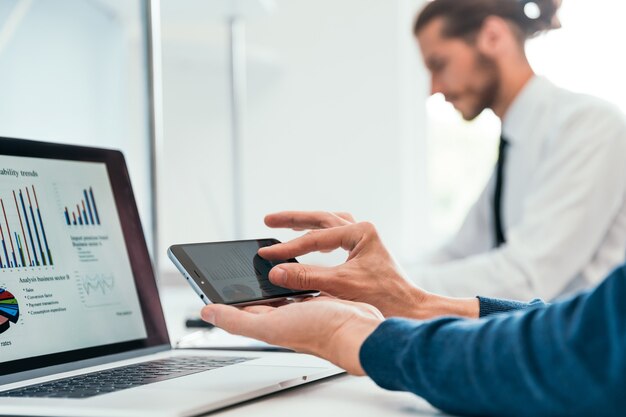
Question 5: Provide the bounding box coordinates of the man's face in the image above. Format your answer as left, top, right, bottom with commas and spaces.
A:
417, 18, 500, 121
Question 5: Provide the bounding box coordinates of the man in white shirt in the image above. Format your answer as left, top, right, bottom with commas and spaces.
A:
413, 73, 626, 300
261, 0, 626, 301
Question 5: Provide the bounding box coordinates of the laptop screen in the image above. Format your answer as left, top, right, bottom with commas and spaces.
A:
0, 138, 168, 378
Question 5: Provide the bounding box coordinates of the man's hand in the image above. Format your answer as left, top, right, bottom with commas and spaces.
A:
261, 212, 480, 320
201, 297, 383, 375
259, 220, 430, 318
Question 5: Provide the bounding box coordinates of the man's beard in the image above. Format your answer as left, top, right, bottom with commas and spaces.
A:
462, 52, 500, 121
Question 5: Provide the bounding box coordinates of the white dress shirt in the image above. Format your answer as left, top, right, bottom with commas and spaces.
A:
411, 76, 626, 301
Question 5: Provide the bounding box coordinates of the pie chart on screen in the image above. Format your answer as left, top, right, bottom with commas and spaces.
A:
0, 288, 19, 335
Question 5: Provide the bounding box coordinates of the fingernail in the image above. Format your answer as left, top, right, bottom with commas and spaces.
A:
271, 266, 287, 285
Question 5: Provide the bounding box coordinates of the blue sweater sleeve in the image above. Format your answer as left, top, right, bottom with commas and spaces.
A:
360, 264, 626, 417
477, 296, 546, 317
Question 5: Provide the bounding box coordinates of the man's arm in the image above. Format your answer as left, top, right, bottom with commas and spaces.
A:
477, 296, 545, 317
202, 223, 626, 416
360, 264, 626, 417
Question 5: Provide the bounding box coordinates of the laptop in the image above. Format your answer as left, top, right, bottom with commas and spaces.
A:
0, 137, 342, 417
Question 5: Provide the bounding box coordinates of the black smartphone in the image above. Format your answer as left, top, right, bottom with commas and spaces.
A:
168, 239, 319, 306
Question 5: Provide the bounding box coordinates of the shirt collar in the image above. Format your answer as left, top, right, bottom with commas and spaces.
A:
501, 75, 555, 144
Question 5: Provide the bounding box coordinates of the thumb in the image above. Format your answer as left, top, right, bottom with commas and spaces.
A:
269, 263, 335, 292
201, 304, 261, 338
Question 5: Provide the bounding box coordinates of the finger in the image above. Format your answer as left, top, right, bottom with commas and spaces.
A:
334, 212, 356, 223
318, 291, 337, 298
264, 211, 351, 230
302, 295, 381, 316
259, 223, 370, 260
201, 304, 264, 339
267, 299, 291, 307
268, 262, 336, 291
243, 305, 276, 314
301, 295, 339, 304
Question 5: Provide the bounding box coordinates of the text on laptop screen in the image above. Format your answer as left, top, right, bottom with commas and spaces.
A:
0, 154, 147, 363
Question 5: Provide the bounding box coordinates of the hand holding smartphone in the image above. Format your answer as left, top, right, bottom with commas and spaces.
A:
168, 239, 319, 306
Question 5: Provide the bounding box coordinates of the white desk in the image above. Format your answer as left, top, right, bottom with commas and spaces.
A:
159, 285, 446, 417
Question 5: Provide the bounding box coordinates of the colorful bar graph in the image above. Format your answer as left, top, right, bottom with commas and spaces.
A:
64, 187, 101, 227
77, 204, 83, 225
1, 199, 19, 268
84, 189, 95, 225
13, 191, 32, 267
0, 223, 10, 268
19, 190, 39, 267
32, 186, 53, 265
26, 188, 46, 266
0, 185, 54, 269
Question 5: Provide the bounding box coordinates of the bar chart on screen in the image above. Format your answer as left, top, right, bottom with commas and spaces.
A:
53, 184, 114, 266
62, 187, 101, 227
0, 185, 54, 269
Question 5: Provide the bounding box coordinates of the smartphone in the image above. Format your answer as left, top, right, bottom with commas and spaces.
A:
168, 238, 319, 306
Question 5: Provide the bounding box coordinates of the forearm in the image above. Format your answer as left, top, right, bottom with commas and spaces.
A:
477, 295, 545, 317
360, 265, 626, 417
413, 292, 480, 319
407, 290, 541, 320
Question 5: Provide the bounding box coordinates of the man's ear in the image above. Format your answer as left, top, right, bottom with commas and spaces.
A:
475, 16, 510, 57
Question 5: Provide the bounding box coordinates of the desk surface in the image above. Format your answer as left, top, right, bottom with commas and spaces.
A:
159, 284, 445, 417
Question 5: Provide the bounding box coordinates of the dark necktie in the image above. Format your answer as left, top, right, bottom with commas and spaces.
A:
494, 136, 509, 247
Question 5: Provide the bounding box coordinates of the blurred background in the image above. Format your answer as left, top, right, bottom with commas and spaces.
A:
1, 0, 625, 284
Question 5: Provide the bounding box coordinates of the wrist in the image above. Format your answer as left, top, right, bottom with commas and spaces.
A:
331, 316, 382, 376
412, 291, 479, 320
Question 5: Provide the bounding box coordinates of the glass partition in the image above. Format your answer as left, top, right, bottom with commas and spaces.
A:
0, 0, 155, 257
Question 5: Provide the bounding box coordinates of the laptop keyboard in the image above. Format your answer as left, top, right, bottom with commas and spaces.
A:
0, 355, 252, 399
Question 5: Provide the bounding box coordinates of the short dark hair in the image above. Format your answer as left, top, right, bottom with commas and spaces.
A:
414, 0, 560, 42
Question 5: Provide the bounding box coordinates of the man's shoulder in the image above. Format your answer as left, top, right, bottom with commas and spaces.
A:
548, 81, 625, 127
536, 79, 626, 153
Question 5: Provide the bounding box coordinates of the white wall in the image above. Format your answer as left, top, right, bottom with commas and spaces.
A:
0, 0, 153, 251
526, 0, 626, 112
159, 0, 429, 277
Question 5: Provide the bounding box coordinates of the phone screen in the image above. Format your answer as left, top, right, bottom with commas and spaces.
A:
176, 239, 310, 304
